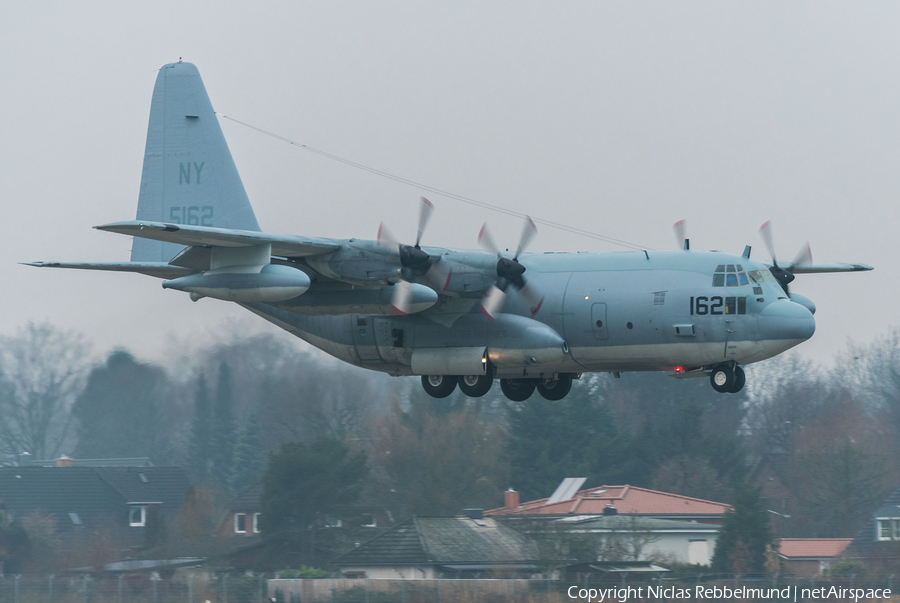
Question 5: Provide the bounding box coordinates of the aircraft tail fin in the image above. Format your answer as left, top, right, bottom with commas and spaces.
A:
131, 62, 260, 262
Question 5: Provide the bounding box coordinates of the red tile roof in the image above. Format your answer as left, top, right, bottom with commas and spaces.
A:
778, 539, 852, 559
486, 485, 731, 518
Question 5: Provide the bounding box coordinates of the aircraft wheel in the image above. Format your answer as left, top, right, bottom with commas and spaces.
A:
709, 365, 735, 393
500, 378, 536, 401
458, 371, 493, 398
421, 375, 457, 398
536, 374, 573, 400
729, 366, 746, 393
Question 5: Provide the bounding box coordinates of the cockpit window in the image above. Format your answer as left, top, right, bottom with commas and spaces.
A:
713, 265, 751, 287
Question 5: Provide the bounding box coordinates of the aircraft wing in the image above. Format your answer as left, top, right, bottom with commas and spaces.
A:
791, 262, 874, 274
95, 221, 342, 258
23, 262, 196, 279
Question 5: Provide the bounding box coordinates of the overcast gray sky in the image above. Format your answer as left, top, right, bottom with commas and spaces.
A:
2, 2, 895, 366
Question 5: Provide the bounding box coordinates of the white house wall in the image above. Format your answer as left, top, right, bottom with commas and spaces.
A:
638, 532, 718, 565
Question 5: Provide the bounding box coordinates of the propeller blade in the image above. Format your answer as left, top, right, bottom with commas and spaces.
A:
424, 257, 453, 294
390, 280, 414, 315
519, 280, 545, 317
480, 285, 506, 320
377, 222, 400, 253
673, 220, 687, 250
515, 216, 538, 259
759, 220, 777, 264
416, 197, 434, 248
478, 223, 501, 256
791, 242, 812, 268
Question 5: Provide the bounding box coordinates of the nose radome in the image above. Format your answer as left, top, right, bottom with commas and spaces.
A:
758, 299, 816, 345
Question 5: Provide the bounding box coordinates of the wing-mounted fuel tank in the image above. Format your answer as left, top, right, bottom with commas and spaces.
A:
162, 244, 310, 302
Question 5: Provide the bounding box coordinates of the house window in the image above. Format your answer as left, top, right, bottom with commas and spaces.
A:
235, 513, 247, 534
129, 505, 147, 527
876, 518, 900, 540
253, 513, 261, 534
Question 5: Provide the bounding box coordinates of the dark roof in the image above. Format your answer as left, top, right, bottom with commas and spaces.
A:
96, 467, 190, 508
0, 466, 190, 532
232, 483, 262, 510
333, 516, 537, 567
0, 467, 122, 530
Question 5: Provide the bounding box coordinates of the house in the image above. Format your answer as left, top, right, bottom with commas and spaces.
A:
487, 481, 731, 524
843, 484, 900, 572
554, 515, 720, 565
777, 539, 852, 576
219, 483, 262, 538
332, 514, 540, 579
0, 460, 190, 544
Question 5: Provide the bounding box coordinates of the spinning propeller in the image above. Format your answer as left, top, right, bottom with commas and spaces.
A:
758, 220, 812, 295
377, 197, 451, 314
477, 217, 544, 320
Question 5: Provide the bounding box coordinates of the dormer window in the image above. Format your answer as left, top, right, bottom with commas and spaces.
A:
877, 518, 900, 540
129, 505, 147, 527
235, 513, 247, 534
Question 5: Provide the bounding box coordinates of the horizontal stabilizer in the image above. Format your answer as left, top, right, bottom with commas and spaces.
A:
96, 221, 341, 258
23, 262, 196, 279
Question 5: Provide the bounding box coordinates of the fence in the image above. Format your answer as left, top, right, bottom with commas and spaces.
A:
0, 573, 267, 603
1, 574, 897, 603
268, 576, 900, 603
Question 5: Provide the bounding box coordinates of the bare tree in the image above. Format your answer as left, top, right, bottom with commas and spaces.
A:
597, 516, 660, 562
0, 322, 90, 460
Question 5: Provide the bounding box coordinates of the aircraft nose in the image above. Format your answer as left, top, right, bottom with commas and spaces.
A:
758, 299, 816, 345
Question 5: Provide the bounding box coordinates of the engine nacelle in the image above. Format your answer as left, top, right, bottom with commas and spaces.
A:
162, 264, 311, 302
789, 292, 816, 315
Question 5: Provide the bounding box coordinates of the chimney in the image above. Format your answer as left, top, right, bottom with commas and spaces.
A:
603, 504, 618, 516
504, 488, 520, 511
56, 455, 74, 468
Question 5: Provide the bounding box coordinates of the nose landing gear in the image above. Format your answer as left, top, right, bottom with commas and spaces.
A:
709, 364, 745, 393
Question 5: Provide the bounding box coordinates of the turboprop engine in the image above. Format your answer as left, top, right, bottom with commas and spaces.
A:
162, 263, 311, 302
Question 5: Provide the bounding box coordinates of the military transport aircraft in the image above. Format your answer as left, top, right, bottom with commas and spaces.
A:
27, 62, 873, 401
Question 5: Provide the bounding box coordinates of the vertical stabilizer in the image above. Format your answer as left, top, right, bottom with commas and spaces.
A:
132, 62, 260, 262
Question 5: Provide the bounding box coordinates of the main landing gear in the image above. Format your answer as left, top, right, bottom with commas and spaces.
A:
421, 373, 576, 401
709, 364, 745, 393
